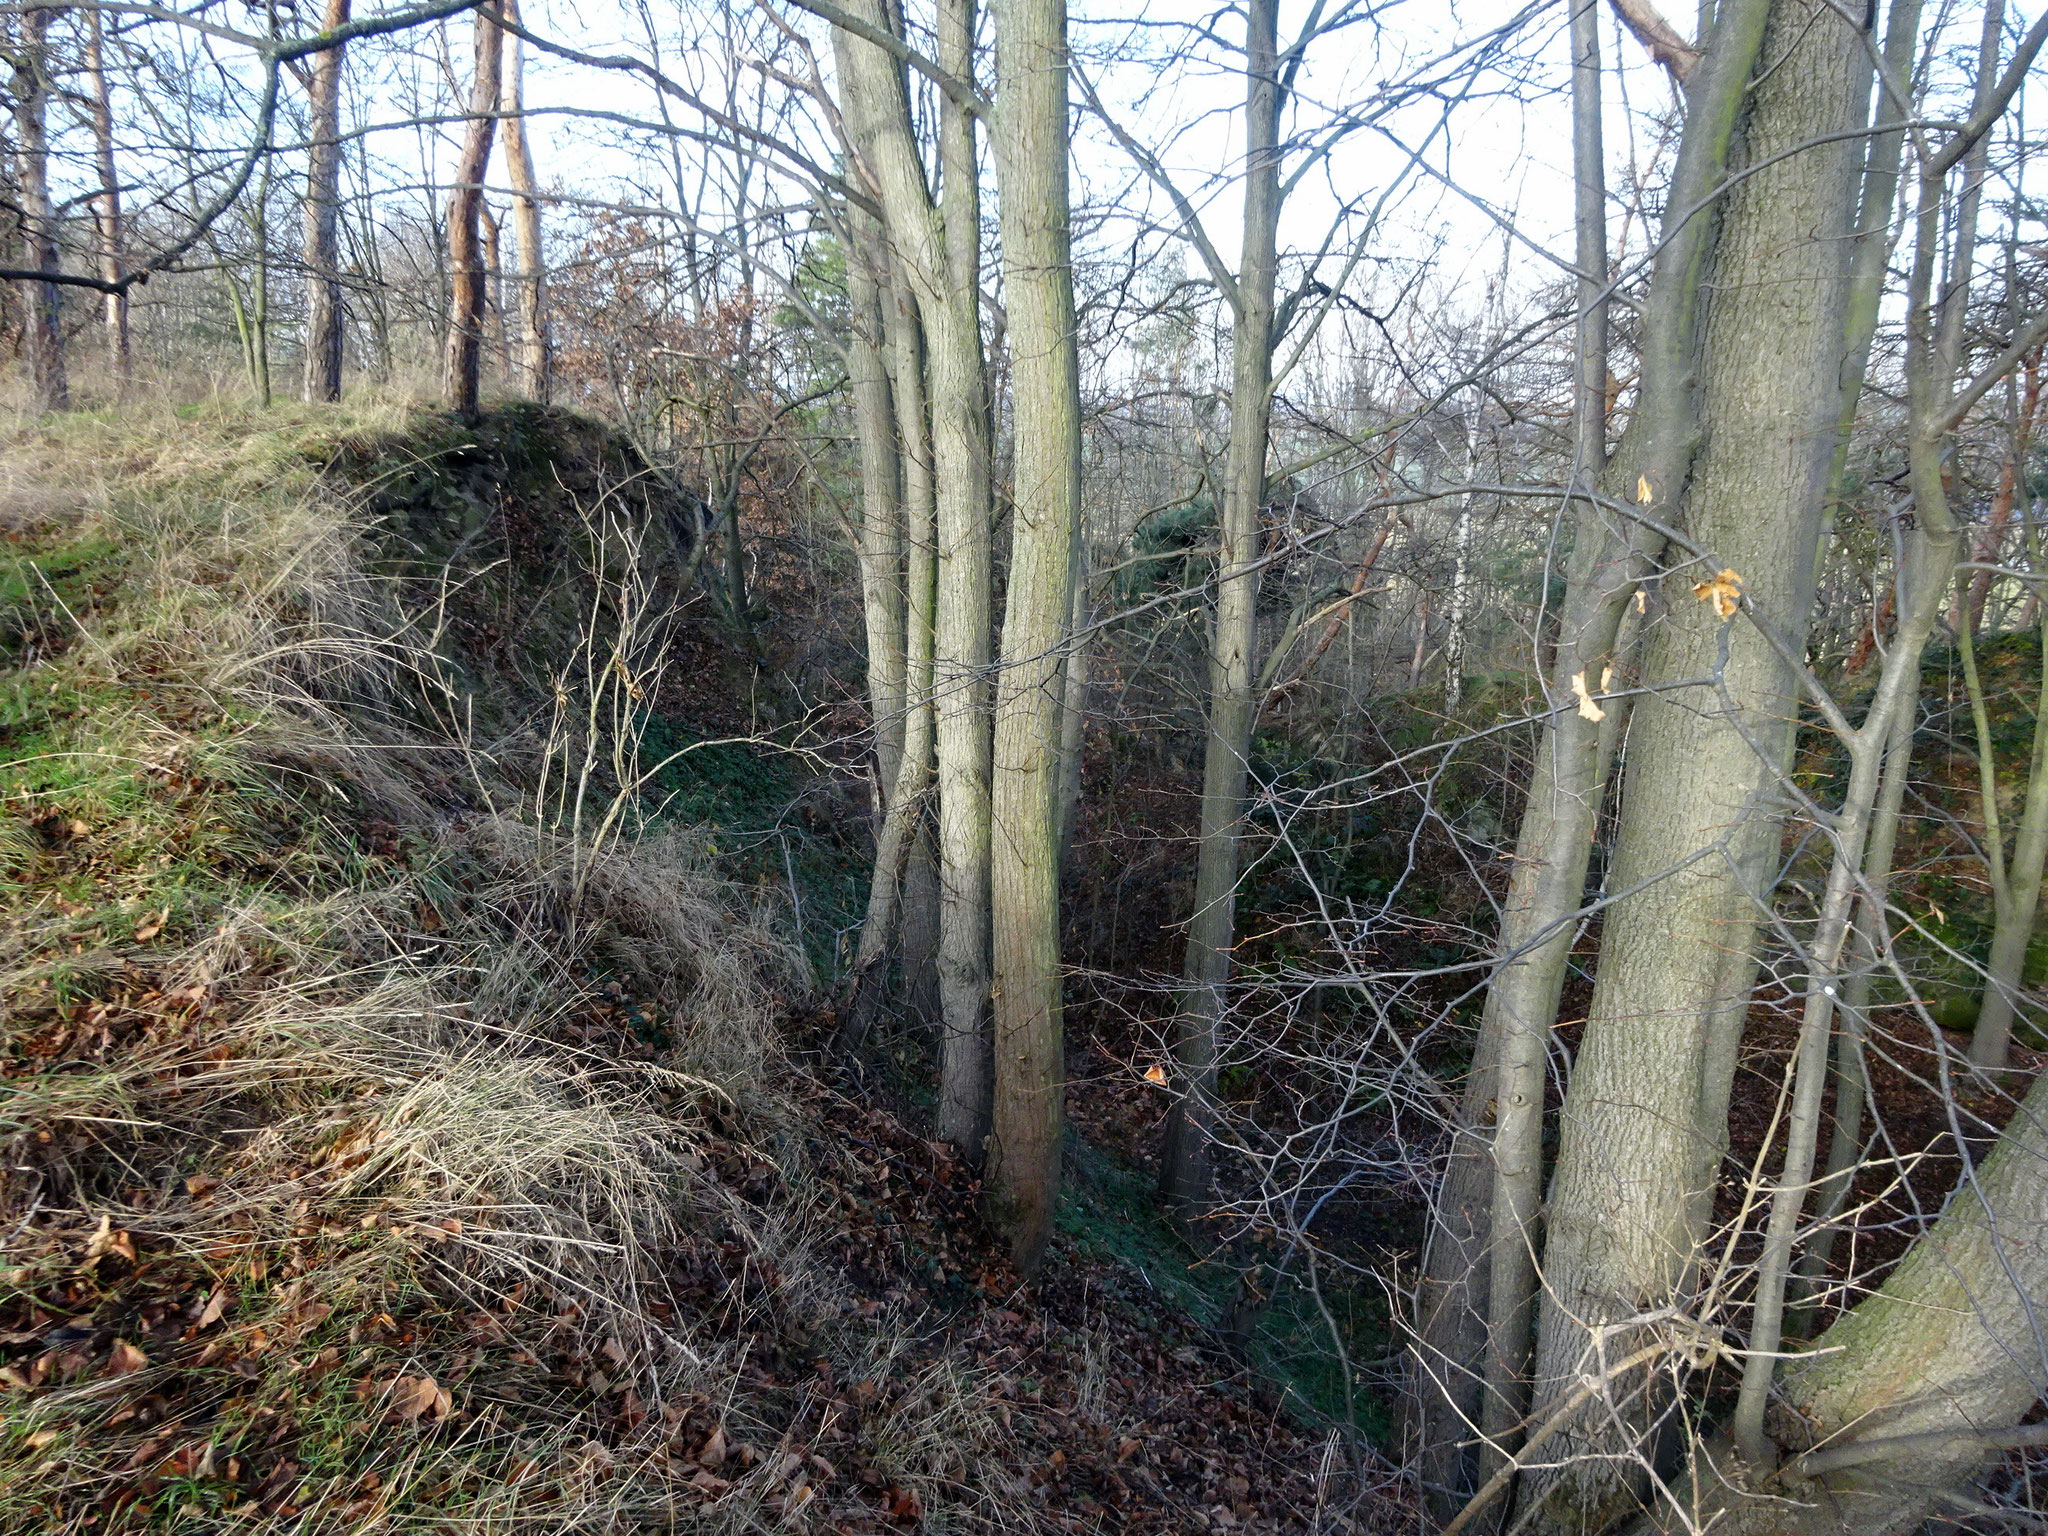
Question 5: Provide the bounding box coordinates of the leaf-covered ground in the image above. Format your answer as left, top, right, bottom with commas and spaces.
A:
0, 400, 1400, 1535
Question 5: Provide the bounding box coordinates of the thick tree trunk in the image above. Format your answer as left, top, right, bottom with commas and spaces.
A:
83, 9, 129, 391
986, 0, 1079, 1273
12, 1, 67, 413
301, 0, 351, 402
1157, 0, 1280, 1224
1521, 3, 1869, 1526
443, 0, 503, 420
499, 0, 550, 401
1412, 0, 1764, 1508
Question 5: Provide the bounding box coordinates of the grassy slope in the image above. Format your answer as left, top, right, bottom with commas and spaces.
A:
1, 401, 1392, 1536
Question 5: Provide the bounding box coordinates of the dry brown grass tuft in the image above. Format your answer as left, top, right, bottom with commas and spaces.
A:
0, 402, 976, 1534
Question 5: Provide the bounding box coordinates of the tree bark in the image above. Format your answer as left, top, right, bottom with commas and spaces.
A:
834, 0, 994, 1154
1157, 0, 1280, 1224
83, 9, 129, 392
1412, 0, 1764, 1508
499, 0, 550, 401
929, 0, 996, 1156
301, 0, 351, 402
1522, 2, 1870, 1526
12, 1, 67, 413
986, 0, 1080, 1273
443, 0, 503, 420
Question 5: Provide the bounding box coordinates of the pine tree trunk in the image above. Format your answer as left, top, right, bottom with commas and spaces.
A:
443, 1, 503, 420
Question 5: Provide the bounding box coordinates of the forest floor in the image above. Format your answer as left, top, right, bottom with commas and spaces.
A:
0, 400, 1403, 1536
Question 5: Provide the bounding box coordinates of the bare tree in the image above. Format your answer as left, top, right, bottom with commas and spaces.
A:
302, 0, 352, 401
985, 0, 1079, 1270
500, 0, 550, 399
82, 8, 129, 389
444, 0, 504, 418
11, 0, 68, 411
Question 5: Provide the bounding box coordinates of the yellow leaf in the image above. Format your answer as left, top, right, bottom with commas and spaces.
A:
1636, 475, 1653, 505
1143, 1063, 1168, 1086
1634, 588, 1647, 613
1570, 671, 1606, 722
1691, 567, 1744, 620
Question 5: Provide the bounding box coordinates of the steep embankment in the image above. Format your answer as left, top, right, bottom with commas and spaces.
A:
0, 402, 1390, 1536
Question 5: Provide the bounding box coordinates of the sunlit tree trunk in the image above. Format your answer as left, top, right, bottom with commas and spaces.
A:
83, 9, 129, 392
443, 0, 503, 420
500, 0, 550, 401
986, 0, 1079, 1271
1521, 4, 1870, 1526
11, 1, 67, 412
1157, 0, 1280, 1223
301, 0, 351, 402
1413, 0, 1761, 1505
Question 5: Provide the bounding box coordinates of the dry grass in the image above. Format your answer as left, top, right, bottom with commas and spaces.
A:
0, 400, 1040, 1535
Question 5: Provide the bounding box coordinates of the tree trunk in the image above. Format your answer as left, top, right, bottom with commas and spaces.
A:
1412, 0, 1764, 1507
12, 1, 67, 413
986, 0, 1080, 1273
499, 0, 550, 401
246, 154, 274, 407
929, 0, 996, 1157
83, 9, 129, 392
443, 0, 503, 420
835, 212, 928, 1050
301, 0, 351, 402
1157, 0, 1280, 1224
1522, 3, 1869, 1526
834, 0, 994, 1154
846, 212, 908, 816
